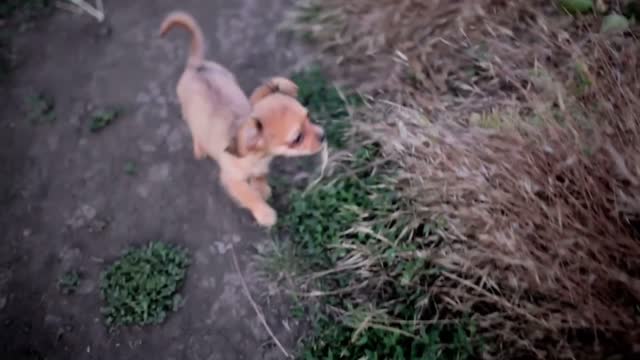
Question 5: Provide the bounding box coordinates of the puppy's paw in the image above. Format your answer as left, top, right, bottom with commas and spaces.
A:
252, 180, 272, 200
193, 142, 206, 160
258, 184, 272, 200
252, 204, 277, 227
194, 151, 206, 160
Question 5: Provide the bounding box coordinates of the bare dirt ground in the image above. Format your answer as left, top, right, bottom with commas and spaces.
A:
0, 1, 306, 359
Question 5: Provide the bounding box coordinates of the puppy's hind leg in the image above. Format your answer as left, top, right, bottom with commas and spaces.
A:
220, 174, 277, 227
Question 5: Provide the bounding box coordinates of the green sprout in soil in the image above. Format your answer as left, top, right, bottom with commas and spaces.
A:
100, 242, 190, 327
57, 270, 80, 295
26, 92, 55, 124
124, 161, 137, 176
89, 108, 120, 133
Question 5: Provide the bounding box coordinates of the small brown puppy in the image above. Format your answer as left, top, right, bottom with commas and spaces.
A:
160, 11, 325, 227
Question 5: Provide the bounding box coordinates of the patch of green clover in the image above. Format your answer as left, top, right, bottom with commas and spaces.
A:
100, 242, 190, 327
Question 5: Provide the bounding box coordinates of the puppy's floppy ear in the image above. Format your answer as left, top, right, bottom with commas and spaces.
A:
249, 77, 299, 105
269, 77, 299, 98
225, 117, 264, 157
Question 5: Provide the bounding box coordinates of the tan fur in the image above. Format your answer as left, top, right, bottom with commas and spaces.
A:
160, 11, 325, 227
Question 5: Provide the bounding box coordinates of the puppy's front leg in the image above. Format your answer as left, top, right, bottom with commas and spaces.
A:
250, 175, 272, 200
221, 175, 277, 227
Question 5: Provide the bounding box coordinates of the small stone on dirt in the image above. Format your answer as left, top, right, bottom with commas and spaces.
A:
77, 279, 96, 295
66, 205, 97, 229
138, 140, 157, 153
148, 163, 170, 182
136, 184, 150, 198
88, 218, 109, 233
156, 123, 170, 139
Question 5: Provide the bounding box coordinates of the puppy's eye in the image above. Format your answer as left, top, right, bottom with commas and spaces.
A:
291, 133, 304, 146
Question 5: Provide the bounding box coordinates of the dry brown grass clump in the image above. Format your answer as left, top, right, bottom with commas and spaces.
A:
286, 0, 640, 358
286, 0, 638, 122
356, 102, 640, 358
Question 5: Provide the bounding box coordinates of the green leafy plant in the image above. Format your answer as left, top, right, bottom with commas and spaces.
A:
57, 270, 80, 295
100, 242, 190, 327
558, 0, 593, 14
89, 108, 120, 133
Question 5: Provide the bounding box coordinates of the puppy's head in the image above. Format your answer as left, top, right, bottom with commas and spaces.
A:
227, 93, 325, 158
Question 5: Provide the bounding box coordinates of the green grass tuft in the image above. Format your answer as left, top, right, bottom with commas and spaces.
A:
274, 68, 482, 359
276, 146, 393, 267
100, 242, 190, 327
279, 147, 481, 359
303, 317, 480, 360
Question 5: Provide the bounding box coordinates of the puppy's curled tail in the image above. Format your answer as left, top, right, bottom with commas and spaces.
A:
160, 11, 205, 67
